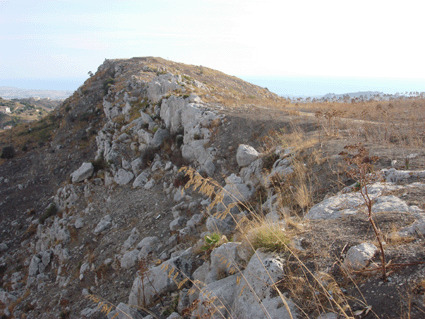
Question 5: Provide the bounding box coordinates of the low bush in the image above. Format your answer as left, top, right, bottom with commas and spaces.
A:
39, 203, 58, 224
91, 157, 108, 172
0, 145, 15, 159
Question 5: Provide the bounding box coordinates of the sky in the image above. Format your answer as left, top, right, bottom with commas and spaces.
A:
1, 0, 424, 95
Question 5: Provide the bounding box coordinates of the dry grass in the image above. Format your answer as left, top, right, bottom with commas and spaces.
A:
286, 97, 425, 148
179, 166, 361, 319
245, 220, 289, 252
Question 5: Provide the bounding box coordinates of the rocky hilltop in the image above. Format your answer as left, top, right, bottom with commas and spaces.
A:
0, 57, 424, 319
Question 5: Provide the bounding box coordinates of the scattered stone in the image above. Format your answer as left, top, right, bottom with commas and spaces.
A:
343, 243, 378, 271
120, 249, 139, 269
133, 171, 150, 188
236, 144, 260, 167
70, 162, 94, 183
74, 218, 84, 229
114, 169, 134, 185
94, 215, 112, 234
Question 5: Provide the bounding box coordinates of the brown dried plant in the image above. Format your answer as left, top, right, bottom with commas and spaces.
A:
340, 143, 387, 281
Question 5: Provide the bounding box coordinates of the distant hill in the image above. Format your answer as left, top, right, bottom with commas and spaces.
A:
0, 86, 73, 100
0, 96, 55, 129
323, 91, 384, 99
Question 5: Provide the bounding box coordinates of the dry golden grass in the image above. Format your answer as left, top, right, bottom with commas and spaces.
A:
287, 97, 425, 148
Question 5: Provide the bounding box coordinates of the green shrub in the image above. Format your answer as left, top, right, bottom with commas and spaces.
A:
103, 77, 115, 95
201, 233, 221, 251
39, 203, 58, 224
91, 157, 107, 172
1, 146, 15, 159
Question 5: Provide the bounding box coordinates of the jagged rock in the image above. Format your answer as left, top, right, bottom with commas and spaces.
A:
173, 187, 185, 202
194, 274, 238, 319
131, 158, 144, 176
70, 162, 94, 183
383, 168, 425, 183
343, 243, 378, 271
128, 249, 194, 307
181, 140, 215, 165
232, 250, 297, 319
74, 218, 84, 229
54, 184, 80, 210
236, 144, 260, 167
137, 236, 159, 259
133, 171, 150, 188
0, 289, 17, 308
120, 249, 139, 269
305, 183, 414, 220
262, 194, 280, 214
187, 214, 204, 229
94, 215, 112, 234
193, 260, 210, 285
160, 96, 189, 133
224, 174, 254, 203
79, 262, 90, 281
122, 158, 131, 170
40, 250, 52, 268
206, 214, 236, 236
266, 159, 293, 186
240, 158, 264, 186
27, 250, 52, 286
170, 217, 186, 231
36, 219, 71, 252
166, 312, 182, 319
200, 160, 216, 177
151, 160, 162, 172
205, 242, 245, 284
372, 195, 412, 213
107, 302, 143, 319
150, 128, 170, 148
164, 161, 173, 170
122, 227, 140, 251
215, 174, 254, 216
114, 169, 134, 185
28, 256, 42, 277
398, 216, 425, 237
80, 307, 98, 317
147, 73, 182, 103
137, 129, 153, 145
144, 179, 155, 190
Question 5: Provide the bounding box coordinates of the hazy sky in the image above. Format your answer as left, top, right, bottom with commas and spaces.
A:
1, 0, 424, 91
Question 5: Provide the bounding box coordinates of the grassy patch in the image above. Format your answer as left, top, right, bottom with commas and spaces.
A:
246, 221, 289, 252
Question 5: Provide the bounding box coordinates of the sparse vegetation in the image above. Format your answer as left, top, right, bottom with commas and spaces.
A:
340, 143, 388, 280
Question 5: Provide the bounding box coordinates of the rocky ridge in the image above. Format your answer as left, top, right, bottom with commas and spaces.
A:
0, 57, 424, 319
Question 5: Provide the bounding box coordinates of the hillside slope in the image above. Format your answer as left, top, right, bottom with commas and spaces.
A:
0, 57, 424, 319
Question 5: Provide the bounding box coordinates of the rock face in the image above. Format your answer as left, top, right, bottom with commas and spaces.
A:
128, 249, 194, 307
70, 162, 94, 183
194, 250, 297, 319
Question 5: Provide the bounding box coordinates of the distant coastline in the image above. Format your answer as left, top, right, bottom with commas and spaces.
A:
0, 86, 73, 100
1, 76, 424, 100
240, 76, 425, 98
